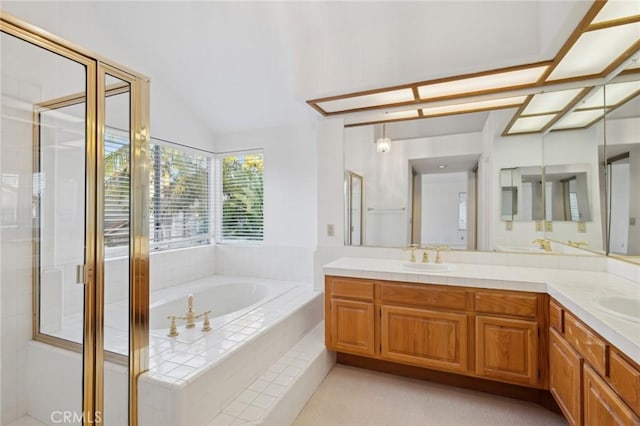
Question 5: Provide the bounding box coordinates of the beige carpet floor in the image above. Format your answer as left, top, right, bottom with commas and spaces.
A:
293, 365, 567, 426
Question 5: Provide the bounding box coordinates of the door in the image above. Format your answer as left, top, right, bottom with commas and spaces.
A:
381, 305, 467, 373
475, 315, 539, 386
1, 14, 149, 425
584, 364, 640, 426
329, 298, 375, 356
1, 24, 99, 424
550, 328, 583, 426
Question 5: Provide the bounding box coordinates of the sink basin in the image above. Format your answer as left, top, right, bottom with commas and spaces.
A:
592, 296, 640, 323
496, 245, 545, 253
402, 262, 454, 273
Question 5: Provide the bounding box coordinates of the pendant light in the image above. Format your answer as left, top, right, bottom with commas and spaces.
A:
376, 123, 391, 153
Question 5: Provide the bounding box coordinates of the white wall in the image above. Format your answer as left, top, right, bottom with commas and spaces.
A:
421, 172, 468, 247
213, 124, 318, 283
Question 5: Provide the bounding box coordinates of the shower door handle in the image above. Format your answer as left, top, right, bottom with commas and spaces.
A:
76, 264, 93, 284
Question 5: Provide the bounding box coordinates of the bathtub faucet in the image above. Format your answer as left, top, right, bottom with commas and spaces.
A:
174, 293, 212, 331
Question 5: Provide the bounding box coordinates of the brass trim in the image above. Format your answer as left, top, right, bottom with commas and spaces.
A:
4, 10, 150, 426
129, 74, 150, 426
0, 10, 149, 81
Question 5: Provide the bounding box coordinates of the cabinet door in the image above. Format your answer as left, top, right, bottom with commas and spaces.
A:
476, 315, 539, 386
381, 305, 467, 373
584, 364, 640, 426
550, 328, 583, 426
329, 299, 375, 356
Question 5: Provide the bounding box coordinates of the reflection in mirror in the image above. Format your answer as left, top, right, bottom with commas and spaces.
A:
543, 87, 606, 254
343, 119, 482, 249
604, 68, 640, 264
544, 166, 591, 222
344, 171, 363, 246
500, 167, 543, 222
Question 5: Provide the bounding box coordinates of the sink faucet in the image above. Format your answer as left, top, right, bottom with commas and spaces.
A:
568, 241, 588, 248
533, 239, 552, 252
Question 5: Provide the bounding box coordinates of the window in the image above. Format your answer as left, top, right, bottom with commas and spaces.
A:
216, 151, 264, 243
149, 141, 211, 251
104, 130, 131, 248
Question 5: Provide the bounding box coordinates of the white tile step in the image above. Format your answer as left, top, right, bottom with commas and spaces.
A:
209, 322, 335, 425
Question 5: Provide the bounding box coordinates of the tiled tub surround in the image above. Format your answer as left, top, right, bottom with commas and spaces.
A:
49, 274, 297, 353
324, 257, 640, 365
26, 276, 322, 426
138, 282, 322, 426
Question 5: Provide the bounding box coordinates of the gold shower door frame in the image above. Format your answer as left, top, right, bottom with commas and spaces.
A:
0, 11, 150, 426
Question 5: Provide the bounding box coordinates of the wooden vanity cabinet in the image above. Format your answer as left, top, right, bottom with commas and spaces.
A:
549, 298, 640, 426
325, 277, 375, 357
325, 276, 547, 388
474, 290, 542, 386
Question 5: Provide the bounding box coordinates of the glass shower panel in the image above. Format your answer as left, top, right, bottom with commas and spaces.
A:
102, 73, 131, 425
1, 29, 87, 421
103, 74, 131, 356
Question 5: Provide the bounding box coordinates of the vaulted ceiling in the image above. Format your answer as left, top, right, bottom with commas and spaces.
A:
2, 1, 596, 135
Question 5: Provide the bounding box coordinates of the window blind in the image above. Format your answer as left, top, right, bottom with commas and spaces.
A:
149, 141, 211, 251
216, 151, 264, 243
104, 131, 130, 248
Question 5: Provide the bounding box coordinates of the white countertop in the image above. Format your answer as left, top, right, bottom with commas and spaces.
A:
323, 257, 640, 365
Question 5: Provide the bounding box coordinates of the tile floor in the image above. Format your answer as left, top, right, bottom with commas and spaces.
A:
294, 364, 567, 426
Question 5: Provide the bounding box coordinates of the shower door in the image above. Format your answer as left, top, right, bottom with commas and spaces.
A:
1, 13, 149, 426
1, 24, 99, 423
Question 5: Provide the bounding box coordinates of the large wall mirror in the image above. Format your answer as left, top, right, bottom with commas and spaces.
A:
604, 66, 640, 265
341, 76, 640, 259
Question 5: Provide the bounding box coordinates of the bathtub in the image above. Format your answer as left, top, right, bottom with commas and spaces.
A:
148, 275, 295, 342
27, 275, 322, 426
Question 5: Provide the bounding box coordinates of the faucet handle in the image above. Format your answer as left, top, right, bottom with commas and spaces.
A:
167, 315, 179, 337
434, 245, 450, 264
201, 311, 212, 332
403, 244, 419, 262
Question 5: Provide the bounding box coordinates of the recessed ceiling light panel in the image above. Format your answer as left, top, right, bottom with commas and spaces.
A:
316, 88, 415, 113
508, 114, 557, 134
421, 96, 526, 117
417, 66, 548, 100
548, 22, 640, 81
551, 109, 605, 130
591, 1, 640, 25
521, 89, 584, 115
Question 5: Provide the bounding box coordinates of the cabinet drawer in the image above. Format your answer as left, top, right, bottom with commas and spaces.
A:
475, 291, 538, 318
609, 350, 640, 417
381, 283, 467, 311
328, 277, 374, 301
564, 312, 607, 376
550, 299, 563, 332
